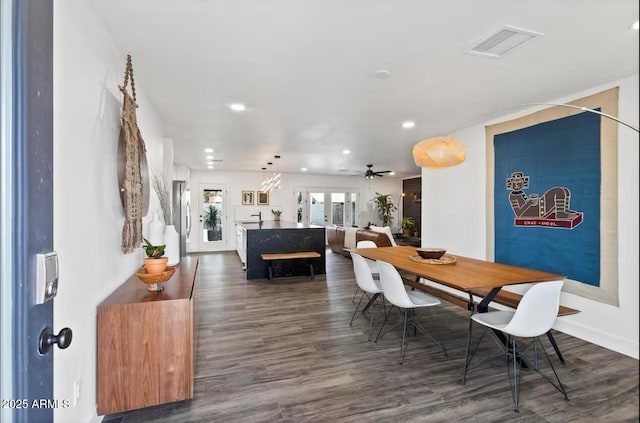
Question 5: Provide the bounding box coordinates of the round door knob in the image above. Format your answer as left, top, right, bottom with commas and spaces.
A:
38, 327, 73, 355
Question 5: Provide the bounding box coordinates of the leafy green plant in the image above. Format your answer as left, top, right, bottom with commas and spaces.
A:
370, 192, 397, 227
271, 209, 282, 217
142, 238, 165, 258
203, 204, 219, 230
401, 217, 415, 230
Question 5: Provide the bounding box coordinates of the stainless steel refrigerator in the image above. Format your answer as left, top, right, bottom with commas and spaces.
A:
172, 180, 191, 257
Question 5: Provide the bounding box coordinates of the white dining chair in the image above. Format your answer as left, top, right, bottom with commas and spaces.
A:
351, 240, 379, 303
462, 280, 568, 412
376, 260, 446, 364
349, 253, 385, 341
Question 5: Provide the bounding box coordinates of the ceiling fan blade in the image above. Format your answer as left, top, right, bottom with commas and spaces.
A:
374, 170, 392, 175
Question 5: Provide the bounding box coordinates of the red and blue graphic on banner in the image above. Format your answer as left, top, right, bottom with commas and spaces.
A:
494, 111, 601, 287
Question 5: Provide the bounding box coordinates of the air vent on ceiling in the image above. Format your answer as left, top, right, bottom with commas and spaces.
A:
464, 25, 543, 59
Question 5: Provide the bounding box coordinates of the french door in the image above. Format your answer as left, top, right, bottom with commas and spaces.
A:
197, 183, 227, 251
296, 188, 359, 227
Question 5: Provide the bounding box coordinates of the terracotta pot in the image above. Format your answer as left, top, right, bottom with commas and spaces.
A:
402, 228, 411, 235
274, 216, 280, 221
144, 256, 168, 274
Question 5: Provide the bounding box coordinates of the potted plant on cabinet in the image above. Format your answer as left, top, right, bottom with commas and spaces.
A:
401, 217, 415, 236
411, 191, 421, 202
203, 204, 219, 241
271, 209, 282, 221
142, 238, 167, 274
370, 192, 397, 228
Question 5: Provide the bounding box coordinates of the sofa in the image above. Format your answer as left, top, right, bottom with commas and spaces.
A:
326, 226, 393, 257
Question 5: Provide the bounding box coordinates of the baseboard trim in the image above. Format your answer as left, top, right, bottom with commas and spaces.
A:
554, 318, 639, 360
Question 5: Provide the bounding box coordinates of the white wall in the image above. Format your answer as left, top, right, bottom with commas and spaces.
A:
188, 170, 403, 251
53, 2, 166, 421
422, 75, 639, 359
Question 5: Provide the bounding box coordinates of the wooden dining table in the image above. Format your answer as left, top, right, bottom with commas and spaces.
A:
347, 245, 567, 358
347, 245, 564, 295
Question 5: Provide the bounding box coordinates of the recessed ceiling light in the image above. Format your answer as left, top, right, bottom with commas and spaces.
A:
205, 155, 214, 160
342, 149, 351, 155
402, 121, 415, 129
301, 167, 308, 172
228, 103, 246, 112
632, 20, 639, 30
207, 165, 214, 169
207, 161, 215, 165
204, 148, 213, 153
375, 70, 391, 79
389, 172, 396, 176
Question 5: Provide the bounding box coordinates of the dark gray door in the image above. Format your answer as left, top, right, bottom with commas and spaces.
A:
11, 1, 58, 421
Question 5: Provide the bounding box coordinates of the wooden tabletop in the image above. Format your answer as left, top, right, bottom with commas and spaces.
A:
347, 246, 564, 292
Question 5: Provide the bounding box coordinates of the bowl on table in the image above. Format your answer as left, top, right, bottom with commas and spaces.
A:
416, 248, 446, 260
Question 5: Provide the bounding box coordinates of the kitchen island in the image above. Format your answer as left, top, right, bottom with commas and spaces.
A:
237, 220, 326, 280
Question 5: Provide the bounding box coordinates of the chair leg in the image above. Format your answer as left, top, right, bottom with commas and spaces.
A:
375, 304, 402, 343
546, 330, 566, 364
534, 337, 570, 401
506, 336, 520, 412
400, 309, 409, 364
462, 317, 474, 384
368, 298, 375, 341
349, 291, 366, 326
412, 320, 447, 356
351, 286, 360, 304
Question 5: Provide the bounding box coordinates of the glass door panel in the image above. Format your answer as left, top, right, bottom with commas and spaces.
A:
296, 191, 304, 223
331, 193, 345, 226
349, 193, 357, 226
309, 192, 325, 225
198, 183, 227, 251
298, 189, 359, 227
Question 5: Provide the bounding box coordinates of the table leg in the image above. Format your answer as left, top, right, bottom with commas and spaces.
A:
362, 293, 380, 313
546, 330, 566, 364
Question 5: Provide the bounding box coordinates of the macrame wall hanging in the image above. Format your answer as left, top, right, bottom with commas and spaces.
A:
118, 54, 150, 253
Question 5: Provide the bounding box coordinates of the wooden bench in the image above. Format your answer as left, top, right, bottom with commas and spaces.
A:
469, 288, 580, 317
260, 252, 321, 280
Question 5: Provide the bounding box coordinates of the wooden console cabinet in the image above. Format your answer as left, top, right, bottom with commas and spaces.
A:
97, 257, 199, 415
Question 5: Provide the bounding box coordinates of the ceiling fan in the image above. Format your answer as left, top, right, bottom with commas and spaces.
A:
362, 164, 392, 179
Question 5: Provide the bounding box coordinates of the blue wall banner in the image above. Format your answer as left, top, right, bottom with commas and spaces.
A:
494, 111, 601, 286
486, 87, 619, 305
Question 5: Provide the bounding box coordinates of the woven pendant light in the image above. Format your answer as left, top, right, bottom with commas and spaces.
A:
412, 136, 466, 169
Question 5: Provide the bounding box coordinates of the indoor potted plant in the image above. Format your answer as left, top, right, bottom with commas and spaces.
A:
401, 217, 415, 236
142, 238, 167, 274
203, 204, 219, 241
271, 209, 282, 221
411, 191, 421, 202
370, 192, 397, 228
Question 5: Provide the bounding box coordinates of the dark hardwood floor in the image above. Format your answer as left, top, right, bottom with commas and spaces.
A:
105, 249, 639, 422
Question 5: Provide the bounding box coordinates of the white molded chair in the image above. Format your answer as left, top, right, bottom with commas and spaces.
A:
376, 260, 446, 364
463, 280, 568, 412
349, 253, 385, 341
351, 240, 379, 303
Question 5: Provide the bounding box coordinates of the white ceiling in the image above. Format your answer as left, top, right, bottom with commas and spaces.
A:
90, 0, 639, 178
